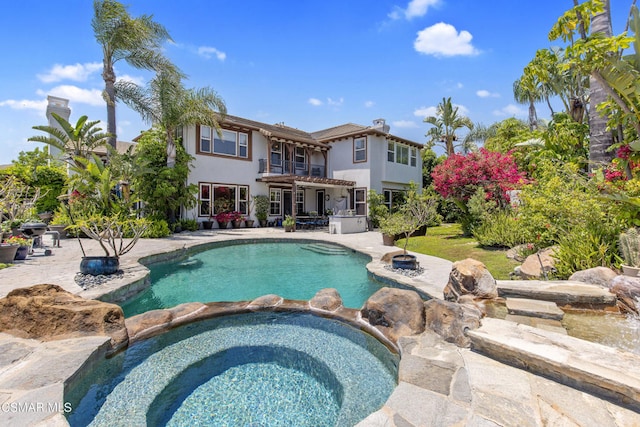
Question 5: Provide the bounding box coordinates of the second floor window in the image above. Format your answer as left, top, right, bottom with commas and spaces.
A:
396, 144, 409, 165
200, 125, 249, 158
354, 137, 366, 162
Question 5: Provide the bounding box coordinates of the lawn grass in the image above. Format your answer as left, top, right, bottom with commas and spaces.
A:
397, 223, 519, 280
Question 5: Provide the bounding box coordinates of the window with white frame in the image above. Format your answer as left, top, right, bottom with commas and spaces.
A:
396, 144, 409, 165
296, 190, 304, 215
200, 126, 212, 153
199, 125, 249, 158
295, 147, 306, 171
354, 137, 366, 162
383, 189, 405, 212
410, 147, 417, 167
198, 183, 249, 217
269, 189, 281, 215
354, 188, 366, 215
270, 142, 282, 166
387, 141, 395, 162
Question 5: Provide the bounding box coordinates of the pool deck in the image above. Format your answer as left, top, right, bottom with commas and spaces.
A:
0, 228, 639, 426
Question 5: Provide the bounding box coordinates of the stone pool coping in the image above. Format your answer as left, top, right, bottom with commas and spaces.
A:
1, 228, 640, 425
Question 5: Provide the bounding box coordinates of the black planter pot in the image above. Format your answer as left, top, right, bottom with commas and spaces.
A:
80, 256, 119, 276
202, 221, 214, 230
392, 254, 417, 270
14, 246, 28, 260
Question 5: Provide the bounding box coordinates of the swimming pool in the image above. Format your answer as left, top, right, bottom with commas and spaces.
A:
121, 241, 384, 316
66, 312, 399, 426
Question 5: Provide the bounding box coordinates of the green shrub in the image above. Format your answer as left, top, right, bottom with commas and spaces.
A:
179, 218, 199, 232
473, 210, 530, 248
142, 219, 171, 238
460, 188, 498, 236
553, 223, 622, 278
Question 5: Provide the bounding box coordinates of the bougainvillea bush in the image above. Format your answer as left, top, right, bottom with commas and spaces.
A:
431, 149, 526, 207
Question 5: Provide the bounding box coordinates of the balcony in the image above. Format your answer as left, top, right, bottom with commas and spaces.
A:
258, 159, 326, 177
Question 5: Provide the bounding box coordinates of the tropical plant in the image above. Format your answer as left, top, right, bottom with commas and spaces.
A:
423, 97, 474, 156
0, 176, 42, 224
28, 113, 111, 169
282, 215, 295, 228
3, 236, 31, 246
253, 195, 270, 222
92, 0, 176, 149
117, 68, 226, 167
70, 214, 149, 258
132, 126, 197, 223
366, 190, 388, 228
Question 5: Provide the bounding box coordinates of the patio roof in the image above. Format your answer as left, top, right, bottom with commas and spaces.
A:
258, 174, 355, 188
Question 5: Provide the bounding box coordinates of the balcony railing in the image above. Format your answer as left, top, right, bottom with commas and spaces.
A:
258, 159, 325, 177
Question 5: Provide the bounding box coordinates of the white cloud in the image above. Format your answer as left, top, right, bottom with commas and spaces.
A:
414, 23, 480, 57
117, 74, 145, 85
37, 62, 102, 83
456, 82, 463, 89
477, 89, 499, 98
392, 120, 418, 128
198, 46, 226, 61
37, 85, 105, 106
414, 102, 469, 118
389, 0, 441, 20
0, 99, 47, 111
364, 100, 375, 108
493, 104, 527, 117
414, 106, 437, 117
327, 97, 344, 106
308, 98, 323, 106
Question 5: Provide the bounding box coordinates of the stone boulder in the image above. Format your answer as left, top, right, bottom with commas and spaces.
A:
443, 258, 497, 301
424, 299, 483, 347
517, 247, 557, 279
309, 288, 343, 311
361, 287, 425, 342
609, 275, 640, 314
569, 267, 617, 288
0, 284, 128, 352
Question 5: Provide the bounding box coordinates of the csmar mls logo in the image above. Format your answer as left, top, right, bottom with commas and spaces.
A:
0, 401, 72, 413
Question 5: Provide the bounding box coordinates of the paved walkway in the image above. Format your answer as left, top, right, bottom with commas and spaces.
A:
0, 228, 639, 426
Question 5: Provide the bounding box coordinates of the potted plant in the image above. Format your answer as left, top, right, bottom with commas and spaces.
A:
245, 197, 255, 228
214, 211, 232, 229
4, 235, 31, 260
379, 212, 404, 246
283, 215, 295, 232
620, 228, 640, 276
0, 241, 18, 264
230, 211, 244, 228
70, 214, 149, 275
48, 205, 70, 239
253, 195, 270, 227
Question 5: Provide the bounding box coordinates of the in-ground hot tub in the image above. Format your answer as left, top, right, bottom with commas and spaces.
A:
66, 312, 398, 426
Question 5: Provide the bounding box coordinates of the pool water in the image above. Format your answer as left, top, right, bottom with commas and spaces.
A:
121, 242, 383, 316
66, 312, 398, 426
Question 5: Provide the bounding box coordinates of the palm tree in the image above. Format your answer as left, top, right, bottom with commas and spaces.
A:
513, 74, 542, 131
117, 69, 227, 167
28, 113, 111, 169
92, 0, 175, 149
423, 97, 474, 156
588, 0, 615, 170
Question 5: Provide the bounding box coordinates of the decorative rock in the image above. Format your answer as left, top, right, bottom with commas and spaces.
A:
569, 267, 618, 289
424, 299, 482, 347
0, 284, 127, 352
125, 302, 208, 342
443, 258, 497, 302
609, 275, 640, 314
381, 250, 405, 264
248, 294, 283, 309
361, 287, 425, 342
517, 247, 557, 279
309, 288, 343, 311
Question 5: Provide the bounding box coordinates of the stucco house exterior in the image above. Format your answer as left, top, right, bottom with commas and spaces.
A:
180, 115, 423, 227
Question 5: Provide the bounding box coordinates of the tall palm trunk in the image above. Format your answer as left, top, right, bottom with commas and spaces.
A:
103, 60, 117, 150
588, 0, 615, 171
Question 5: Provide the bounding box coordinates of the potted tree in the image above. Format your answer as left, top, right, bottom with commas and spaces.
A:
381, 188, 438, 269
620, 228, 640, 276
283, 215, 296, 232
253, 195, 270, 227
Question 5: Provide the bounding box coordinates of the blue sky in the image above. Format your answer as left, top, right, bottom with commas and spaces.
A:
0, 0, 631, 164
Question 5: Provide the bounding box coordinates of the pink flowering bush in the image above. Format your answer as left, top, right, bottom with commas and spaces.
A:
431, 149, 526, 207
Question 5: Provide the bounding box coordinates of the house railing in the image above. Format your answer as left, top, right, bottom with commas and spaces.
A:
258, 159, 325, 177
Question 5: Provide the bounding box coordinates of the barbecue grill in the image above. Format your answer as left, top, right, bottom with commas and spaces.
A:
20, 222, 53, 256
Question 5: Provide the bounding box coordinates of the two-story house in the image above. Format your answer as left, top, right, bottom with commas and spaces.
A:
180, 115, 423, 227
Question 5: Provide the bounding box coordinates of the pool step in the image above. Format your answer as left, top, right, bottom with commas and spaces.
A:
301, 243, 349, 255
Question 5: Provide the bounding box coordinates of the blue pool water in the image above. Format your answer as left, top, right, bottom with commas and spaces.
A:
121, 241, 383, 316
66, 312, 398, 426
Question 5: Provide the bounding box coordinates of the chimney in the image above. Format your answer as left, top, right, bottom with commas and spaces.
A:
372, 118, 390, 133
